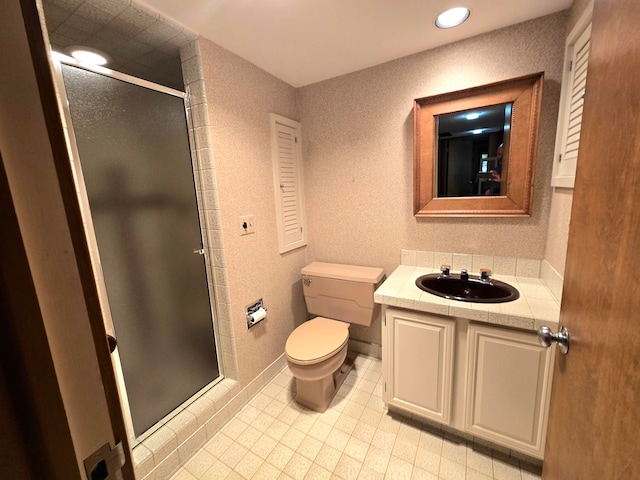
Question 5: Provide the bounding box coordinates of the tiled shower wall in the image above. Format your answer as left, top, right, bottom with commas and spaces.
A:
181, 39, 238, 383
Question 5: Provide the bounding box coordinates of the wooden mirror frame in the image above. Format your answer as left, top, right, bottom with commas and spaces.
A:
413, 72, 544, 217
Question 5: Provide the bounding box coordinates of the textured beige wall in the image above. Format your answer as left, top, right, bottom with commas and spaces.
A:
297, 13, 567, 344
544, 0, 592, 277
567, 0, 593, 32
197, 10, 577, 365
199, 39, 309, 385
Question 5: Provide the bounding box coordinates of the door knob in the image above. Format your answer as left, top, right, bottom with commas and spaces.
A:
537, 325, 570, 354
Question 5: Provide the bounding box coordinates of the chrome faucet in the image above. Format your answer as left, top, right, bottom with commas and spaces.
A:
460, 269, 469, 281
480, 268, 492, 282
440, 264, 451, 276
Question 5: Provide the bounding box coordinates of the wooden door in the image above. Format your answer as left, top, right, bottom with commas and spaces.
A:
542, 0, 640, 477
0, 1, 135, 478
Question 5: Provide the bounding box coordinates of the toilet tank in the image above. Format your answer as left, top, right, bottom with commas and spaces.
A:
301, 262, 385, 326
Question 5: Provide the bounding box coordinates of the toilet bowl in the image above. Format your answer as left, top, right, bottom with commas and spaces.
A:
285, 317, 350, 412
286, 262, 384, 412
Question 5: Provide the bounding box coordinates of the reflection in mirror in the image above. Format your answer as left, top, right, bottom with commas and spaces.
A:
413, 72, 544, 217
436, 103, 512, 197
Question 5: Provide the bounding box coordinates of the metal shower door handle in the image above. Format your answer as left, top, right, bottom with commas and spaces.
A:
538, 325, 570, 354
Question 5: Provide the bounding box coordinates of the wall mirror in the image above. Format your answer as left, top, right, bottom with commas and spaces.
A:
413, 72, 544, 217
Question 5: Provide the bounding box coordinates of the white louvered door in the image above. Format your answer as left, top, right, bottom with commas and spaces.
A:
552, 10, 592, 188
270, 114, 307, 253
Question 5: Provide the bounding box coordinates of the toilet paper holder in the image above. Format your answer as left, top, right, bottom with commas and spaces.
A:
246, 298, 267, 329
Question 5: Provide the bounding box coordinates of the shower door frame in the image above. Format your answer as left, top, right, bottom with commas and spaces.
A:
50, 53, 224, 442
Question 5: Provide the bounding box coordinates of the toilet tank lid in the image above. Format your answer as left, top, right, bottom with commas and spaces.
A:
302, 262, 384, 283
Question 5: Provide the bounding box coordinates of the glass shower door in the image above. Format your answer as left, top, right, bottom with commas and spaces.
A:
60, 63, 219, 436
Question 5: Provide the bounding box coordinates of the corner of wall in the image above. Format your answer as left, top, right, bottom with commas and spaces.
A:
180, 39, 239, 381
540, 260, 564, 303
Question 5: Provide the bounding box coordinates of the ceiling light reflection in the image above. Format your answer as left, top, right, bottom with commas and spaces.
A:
66, 46, 110, 66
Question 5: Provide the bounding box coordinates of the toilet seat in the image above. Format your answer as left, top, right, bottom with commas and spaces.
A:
285, 317, 349, 365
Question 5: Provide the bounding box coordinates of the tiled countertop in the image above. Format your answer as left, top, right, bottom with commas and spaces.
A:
374, 265, 560, 332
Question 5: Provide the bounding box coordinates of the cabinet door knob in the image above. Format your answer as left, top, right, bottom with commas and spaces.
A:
537, 325, 570, 354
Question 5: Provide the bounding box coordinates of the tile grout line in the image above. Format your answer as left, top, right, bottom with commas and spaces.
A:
170, 355, 542, 480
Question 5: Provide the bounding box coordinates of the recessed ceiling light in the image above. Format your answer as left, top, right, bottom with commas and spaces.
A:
465, 112, 480, 120
66, 46, 110, 66
435, 7, 470, 29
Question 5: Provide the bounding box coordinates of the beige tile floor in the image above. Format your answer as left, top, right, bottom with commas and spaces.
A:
169, 355, 542, 480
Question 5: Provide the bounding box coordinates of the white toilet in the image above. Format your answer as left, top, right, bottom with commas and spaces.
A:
285, 262, 384, 412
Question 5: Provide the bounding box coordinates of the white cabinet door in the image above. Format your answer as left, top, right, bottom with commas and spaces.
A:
465, 323, 554, 458
384, 308, 455, 424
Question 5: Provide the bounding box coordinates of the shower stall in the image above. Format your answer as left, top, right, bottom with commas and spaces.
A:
54, 58, 220, 437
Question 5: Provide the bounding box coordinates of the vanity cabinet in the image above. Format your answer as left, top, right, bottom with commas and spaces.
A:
465, 323, 554, 457
383, 309, 455, 424
382, 307, 554, 459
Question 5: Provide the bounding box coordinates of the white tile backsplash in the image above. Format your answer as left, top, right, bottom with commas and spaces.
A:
516, 258, 542, 277
540, 260, 564, 302
472, 254, 495, 273
403, 250, 555, 280
452, 253, 473, 271
493, 256, 517, 276
433, 251, 454, 270
415, 250, 435, 268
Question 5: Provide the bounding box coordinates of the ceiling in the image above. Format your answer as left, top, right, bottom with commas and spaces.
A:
42, 0, 196, 90
137, 0, 572, 87
41, 0, 572, 90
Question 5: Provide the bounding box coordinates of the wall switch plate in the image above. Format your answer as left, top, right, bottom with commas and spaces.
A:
240, 215, 255, 235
